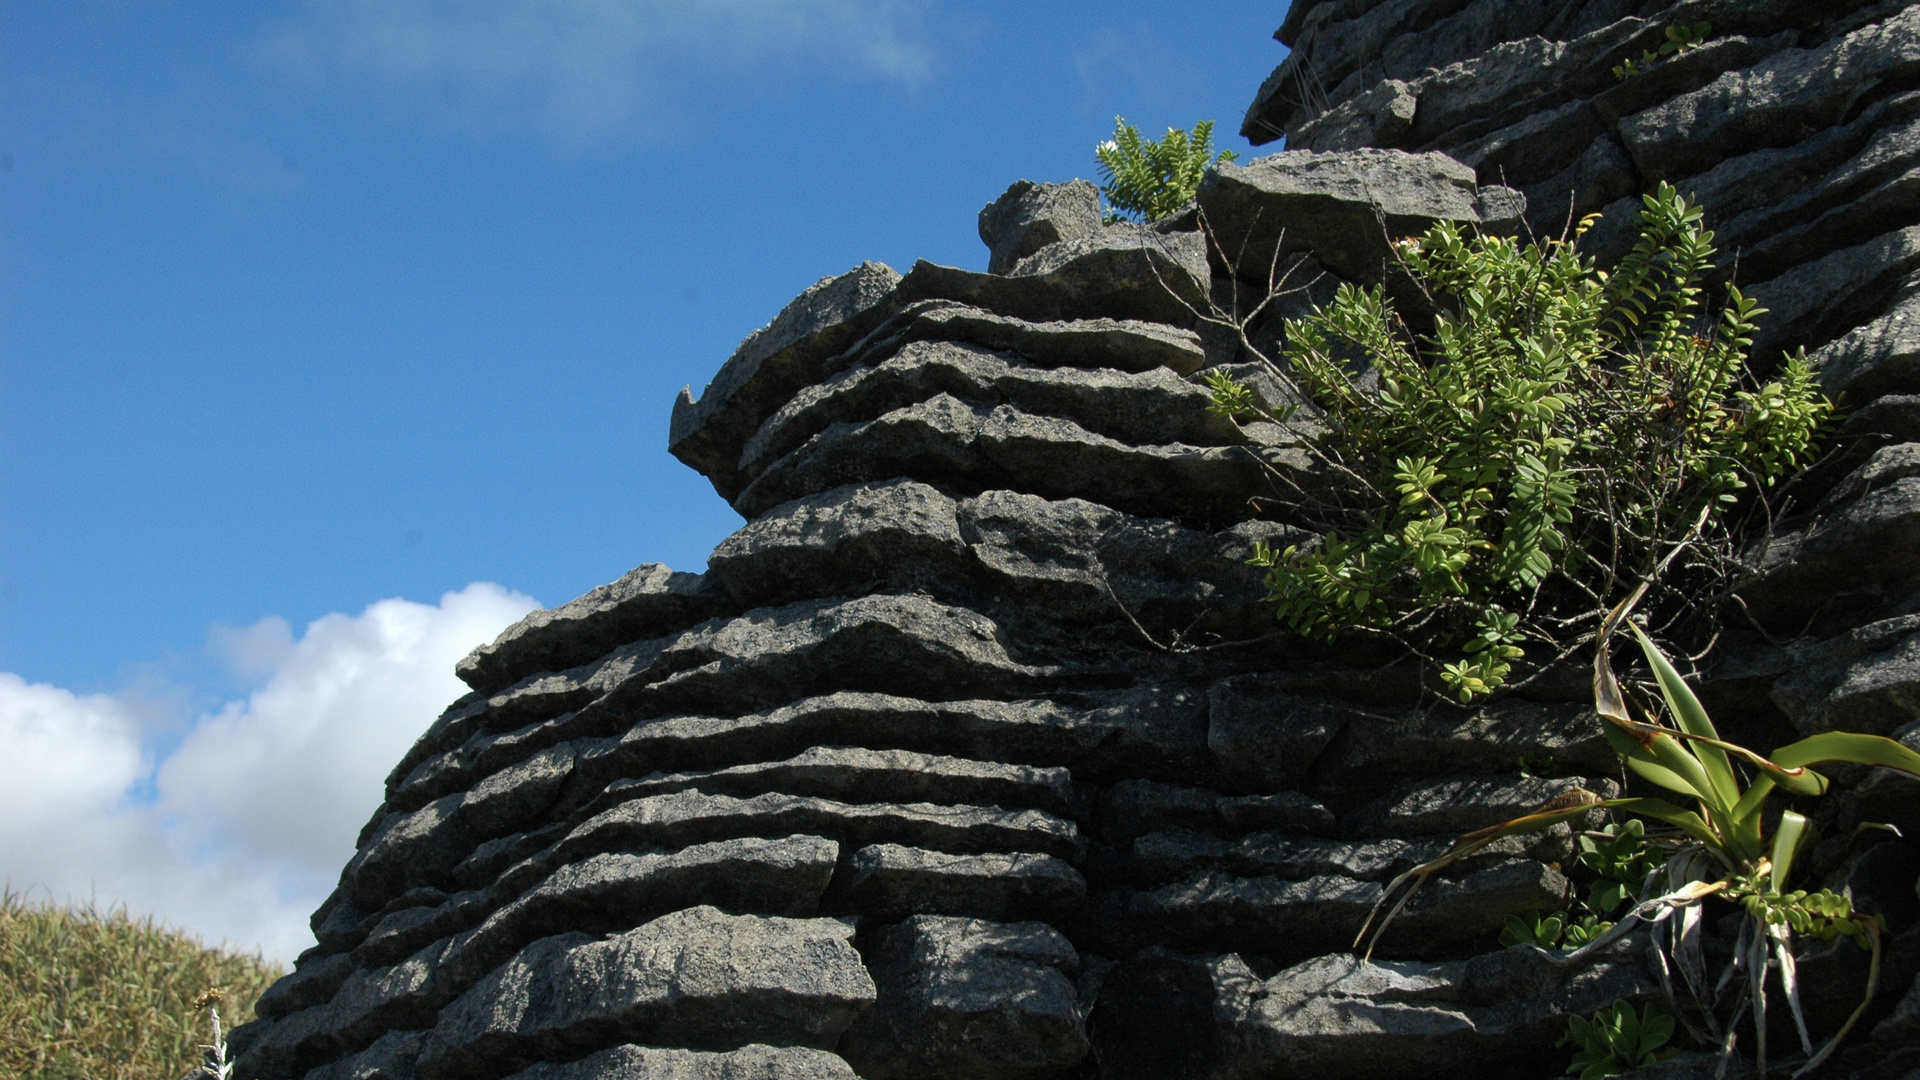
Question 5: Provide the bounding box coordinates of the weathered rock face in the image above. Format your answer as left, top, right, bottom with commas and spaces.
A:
233, 5, 1920, 1079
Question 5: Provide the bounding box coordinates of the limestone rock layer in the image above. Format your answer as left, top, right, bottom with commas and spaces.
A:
235, 4, 1920, 1078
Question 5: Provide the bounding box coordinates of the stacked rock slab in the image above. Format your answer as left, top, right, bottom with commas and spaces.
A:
230, 5, 1920, 1079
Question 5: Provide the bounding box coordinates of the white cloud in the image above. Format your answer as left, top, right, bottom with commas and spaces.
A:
248, 0, 938, 143
0, 582, 537, 963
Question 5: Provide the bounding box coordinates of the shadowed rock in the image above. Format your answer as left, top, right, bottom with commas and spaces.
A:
841, 916, 1088, 1080
827, 844, 1087, 923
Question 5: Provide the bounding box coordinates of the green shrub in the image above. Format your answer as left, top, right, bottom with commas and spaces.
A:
1210, 183, 1831, 698
0, 892, 281, 1080
1095, 117, 1237, 223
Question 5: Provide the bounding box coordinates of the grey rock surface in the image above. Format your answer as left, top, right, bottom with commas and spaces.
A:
736, 339, 1237, 484
1770, 614, 1920, 737
1195, 150, 1524, 286
1817, 291, 1920, 402
1199, 937, 1658, 1077
238, 941, 447, 1079
733, 394, 1292, 522
1618, 7, 1920, 184
1748, 225, 1920, 362
840, 915, 1088, 1080
436, 836, 840, 991
552, 787, 1083, 866
1287, 79, 1418, 153
1744, 476, 1920, 624
498, 1044, 859, 1080
834, 303, 1207, 377
459, 565, 724, 694
417, 907, 874, 1080
302, 1029, 424, 1080
979, 180, 1105, 277
827, 844, 1086, 923
705, 480, 966, 608
671, 262, 903, 500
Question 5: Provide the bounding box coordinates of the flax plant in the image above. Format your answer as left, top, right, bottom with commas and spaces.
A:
1356, 585, 1920, 1076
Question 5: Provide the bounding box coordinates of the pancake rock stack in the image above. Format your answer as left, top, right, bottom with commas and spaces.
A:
232, 2, 1920, 1078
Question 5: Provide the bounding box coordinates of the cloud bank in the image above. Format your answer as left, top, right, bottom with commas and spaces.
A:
0, 583, 537, 963
250, 0, 939, 143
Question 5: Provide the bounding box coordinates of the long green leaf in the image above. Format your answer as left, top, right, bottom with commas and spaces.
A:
1632, 625, 1741, 809
1771, 731, 1920, 777
1730, 774, 1773, 865
1643, 731, 1732, 821
1624, 750, 1708, 799
1772, 810, 1811, 892
1605, 796, 1720, 848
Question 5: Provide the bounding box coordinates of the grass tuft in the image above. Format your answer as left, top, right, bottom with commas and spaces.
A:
0, 889, 282, 1080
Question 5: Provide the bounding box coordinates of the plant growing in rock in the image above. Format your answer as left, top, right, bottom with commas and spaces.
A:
1559, 1000, 1678, 1078
1614, 22, 1712, 80
1095, 117, 1238, 223
190, 988, 233, 1080
1208, 184, 1832, 698
1357, 587, 1920, 1077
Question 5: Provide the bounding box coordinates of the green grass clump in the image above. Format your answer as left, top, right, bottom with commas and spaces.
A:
0, 890, 282, 1080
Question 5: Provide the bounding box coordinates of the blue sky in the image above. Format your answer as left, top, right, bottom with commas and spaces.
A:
0, 1, 1290, 956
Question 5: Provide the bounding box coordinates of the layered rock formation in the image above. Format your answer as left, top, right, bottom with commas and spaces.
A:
231, 3, 1920, 1078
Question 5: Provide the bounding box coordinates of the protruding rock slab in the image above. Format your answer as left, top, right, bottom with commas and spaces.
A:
237, 941, 448, 1080
459, 565, 723, 694
1617, 7, 1920, 185
1768, 614, 1920, 738
1091, 936, 1657, 1080
1743, 476, 1920, 624
498, 1043, 862, 1080
1748, 225, 1920, 360
418, 906, 876, 1080
302, 1029, 426, 1080
1201, 939, 1659, 1077
1205, 680, 1347, 790
707, 480, 966, 607
671, 262, 903, 499
255, 950, 354, 1020
1080, 859, 1571, 962
980, 180, 1105, 276
1195, 150, 1524, 285
438, 836, 841, 992
608, 745, 1076, 816
554, 788, 1084, 867
828, 844, 1087, 923
1816, 290, 1920, 402
1097, 780, 1335, 844
735, 395, 1292, 522
348, 795, 475, 906
893, 223, 1209, 329
841, 916, 1089, 1080
855, 306, 1206, 376
736, 339, 1237, 484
